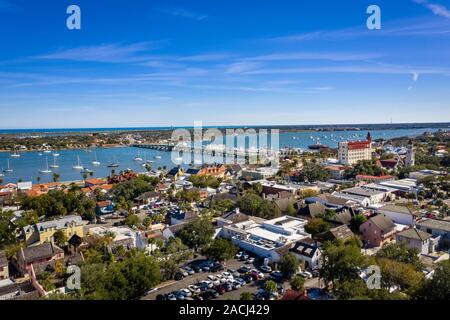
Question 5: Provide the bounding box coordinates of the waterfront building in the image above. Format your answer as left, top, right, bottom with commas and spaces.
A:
338, 132, 373, 165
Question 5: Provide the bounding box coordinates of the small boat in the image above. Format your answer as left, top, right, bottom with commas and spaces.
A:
73, 155, 84, 170
3, 160, 13, 173
175, 157, 183, 162
53, 152, 60, 157
10, 151, 20, 158
39, 157, 52, 174
38, 153, 43, 156
43, 150, 51, 154
92, 150, 100, 166
107, 156, 119, 168
49, 157, 59, 169
81, 168, 93, 174
154, 155, 162, 159
134, 151, 143, 161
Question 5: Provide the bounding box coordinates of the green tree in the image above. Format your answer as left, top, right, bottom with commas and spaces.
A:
290, 275, 305, 292
264, 280, 278, 294
202, 238, 238, 262
178, 217, 215, 250
279, 253, 299, 279
124, 214, 140, 228
376, 243, 422, 271
240, 291, 254, 300
53, 230, 67, 247
415, 260, 450, 300
285, 202, 297, 216
304, 218, 330, 235
52, 173, 60, 182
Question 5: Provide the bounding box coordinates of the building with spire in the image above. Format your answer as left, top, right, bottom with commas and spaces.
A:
338, 132, 373, 166
405, 139, 415, 167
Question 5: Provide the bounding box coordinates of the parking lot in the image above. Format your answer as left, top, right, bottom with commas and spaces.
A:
142, 253, 320, 301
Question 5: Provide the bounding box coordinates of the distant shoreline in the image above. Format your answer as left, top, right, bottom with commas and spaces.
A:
0, 122, 449, 135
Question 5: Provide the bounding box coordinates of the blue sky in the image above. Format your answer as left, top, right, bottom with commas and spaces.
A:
1, 0, 450, 128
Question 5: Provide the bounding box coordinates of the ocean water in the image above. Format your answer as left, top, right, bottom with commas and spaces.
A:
0, 127, 444, 184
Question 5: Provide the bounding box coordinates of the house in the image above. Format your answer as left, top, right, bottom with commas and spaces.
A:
396, 228, 434, 254
0, 280, 39, 300
378, 179, 420, 196
226, 164, 243, 179
169, 211, 198, 225
416, 218, 450, 249
377, 204, 418, 226
134, 191, 161, 206
305, 193, 356, 210
297, 203, 327, 220
0, 251, 9, 280
197, 163, 226, 179
334, 186, 391, 205
324, 165, 348, 180
85, 178, 107, 188
88, 226, 147, 250
359, 214, 396, 247
17, 242, 64, 275
289, 237, 322, 270
214, 208, 250, 227
315, 224, 354, 243
219, 216, 310, 262
96, 200, 115, 216
356, 175, 395, 183
167, 167, 185, 180
22, 215, 84, 246
379, 158, 402, 170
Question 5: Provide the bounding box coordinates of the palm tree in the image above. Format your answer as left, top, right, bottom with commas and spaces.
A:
53, 173, 60, 182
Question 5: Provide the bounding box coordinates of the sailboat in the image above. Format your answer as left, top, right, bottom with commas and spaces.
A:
3, 160, 13, 173
154, 154, 162, 159
10, 150, 20, 158
81, 167, 93, 174
53, 151, 60, 157
50, 157, 59, 169
43, 149, 51, 154
134, 151, 143, 161
39, 157, 52, 174
107, 156, 120, 168
73, 155, 84, 170
92, 150, 100, 166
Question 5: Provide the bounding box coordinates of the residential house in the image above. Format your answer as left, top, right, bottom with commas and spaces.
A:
333, 186, 391, 206
324, 165, 348, 180
289, 237, 322, 270
416, 218, 450, 249
17, 242, 64, 275
88, 226, 147, 250
169, 211, 198, 225
84, 178, 107, 188
22, 215, 84, 246
197, 163, 226, 179
359, 214, 396, 247
214, 208, 250, 227
305, 193, 357, 210
0, 251, 9, 280
167, 167, 185, 180
134, 191, 161, 206
96, 200, 115, 216
315, 224, 354, 243
377, 204, 418, 226
396, 228, 434, 254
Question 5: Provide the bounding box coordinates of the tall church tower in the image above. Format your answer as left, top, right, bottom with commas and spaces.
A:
405, 139, 415, 167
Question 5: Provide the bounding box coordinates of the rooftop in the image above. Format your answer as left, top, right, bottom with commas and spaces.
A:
417, 218, 450, 233
397, 228, 432, 241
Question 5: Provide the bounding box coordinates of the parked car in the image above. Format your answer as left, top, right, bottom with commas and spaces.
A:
259, 265, 272, 273
191, 265, 203, 273
235, 251, 245, 259
250, 269, 265, 279
207, 275, 220, 286
174, 272, 184, 281
203, 289, 219, 300
241, 274, 253, 283
270, 271, 283, 280
167, 294, 177, 301
175, 291, 185, 300
245, 257, 255, 264
238, 266, 252, 273
227, 269, 240, 278
180, 288, 192, 297
183, 266, 195, 275
179, 269, 189, 277
221, 272, 233, 280
311, 269, 320, 278
156, 293, 168, 301
236, 278, 246, 286
199, 280, 214, 289
299, 271, 313, 279
211, 262, 224, 272
231, 280, 242, 290
188, 285, 201, 294
240, 254, 249, 261
215, 285, 226, 295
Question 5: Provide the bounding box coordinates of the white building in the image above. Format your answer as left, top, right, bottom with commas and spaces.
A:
219, 216, 310, 262
338, 132, 372, 166
376, 204, 418, 226
405, 140, 415, 167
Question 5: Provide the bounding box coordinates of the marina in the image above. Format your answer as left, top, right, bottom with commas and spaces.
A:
0, 127, 444, 184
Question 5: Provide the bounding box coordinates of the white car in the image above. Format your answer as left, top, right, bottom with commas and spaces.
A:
235, 251, 244, 259
299, 271, 313, 279
207, 275, 220, 286
221, 272, 234, 280
180, 288, 192, 297
188, 285, 201, 294
245, 257, 255, 264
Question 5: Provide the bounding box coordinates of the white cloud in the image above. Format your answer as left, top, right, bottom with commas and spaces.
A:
412, 72, 420, 81
413, 0, 450, 19
225, 62, 263, 74
161, 7, 208, 21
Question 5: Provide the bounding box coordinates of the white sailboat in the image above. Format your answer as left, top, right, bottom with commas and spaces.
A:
53, 151, 60, 157
3, 160, 13, 173
39, 157, 52, 174
81, 167, 93, 174
92, 150, 100, 166
107, 156, 120, 168
154, 155, 162, 159
73, 155, 84, 170
10, 150, 20, 158
43, 149, 51, 154
134, 150, 143, 161
50, 157, 59, 169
